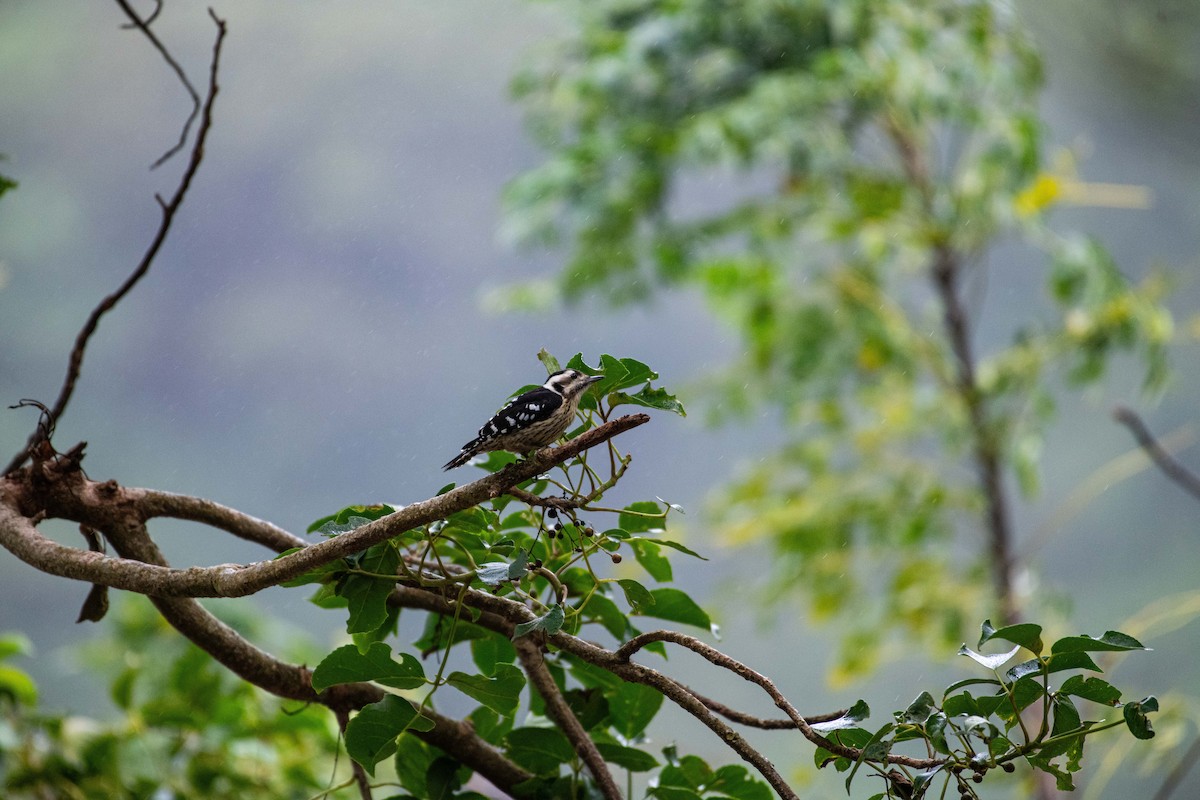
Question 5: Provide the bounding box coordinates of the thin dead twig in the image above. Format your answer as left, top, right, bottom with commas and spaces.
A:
4, 6, 226, 476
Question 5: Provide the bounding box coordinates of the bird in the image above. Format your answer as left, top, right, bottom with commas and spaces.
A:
442, 369, 604, 470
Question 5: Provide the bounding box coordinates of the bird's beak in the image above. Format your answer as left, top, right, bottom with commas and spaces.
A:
585, 375, 604, 387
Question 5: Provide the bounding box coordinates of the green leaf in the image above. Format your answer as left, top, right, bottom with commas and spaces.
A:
618, 357, 657, 387
958, 643, 1020, 671
845, 723, 894, 792
650, 788, 704, 800
426, 755, 466, 799
637, 536, 708, 560
345, 695, 433, 775
619, 501, 665, 533
617, 578, 656, 611
414, 615, 489, 653
926, 712, 951, 754
308, 504, 395, 534
1005, 651, 1102, 682
0, 664, 38, 707
710, 764, 774, 800
943, 691, 980, 717
595, 353, 631, 395
341, 543, 400, 635
469, 705, 514, 745
513, 604, 565, 639
596, 742, 659, 772
1052, 695, 1082, 737
393, 733, 437, 797
1060, 675, 1122, 706
506, 726, 575, 774
611, 385, 686, 416
630, 539, 672, 582
578, 592, 627, 640
811, 699, 870, 733
478, 551, 528, 586
311, 643, 425, 692
471, 633, 517, 677
1124, 696, 1158, 740
900, 692, 935, 725
1050, 630, 1146, 654
352, 602, 400, 650
537, 349, 562, 373
0, 633, 33, 660
609, 680, 664, 739
659, 753, 714, 788
636, 588, 714, 632
447, 664, 525, 716
979, 619, 1044, 655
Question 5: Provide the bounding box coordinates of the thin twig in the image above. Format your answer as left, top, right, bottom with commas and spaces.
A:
334, 708, 374, 800
3, 6, 227, 476
1114, 406, 1200, 502
683, 686, 845, 729
114, 0, 201, 168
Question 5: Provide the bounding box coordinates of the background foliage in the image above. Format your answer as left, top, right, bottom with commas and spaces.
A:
2, 0, 1199, 798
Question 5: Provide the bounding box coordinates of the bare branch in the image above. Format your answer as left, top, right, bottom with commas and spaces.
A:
3, 8, 226, 476
135, 489, 309, 552
0, 415, 650, 597
1114, 406, 1200, 503
683, 686, 845, 729
613, 629, 941, 770
515, 637, 622, 800
114, 0, 201, 168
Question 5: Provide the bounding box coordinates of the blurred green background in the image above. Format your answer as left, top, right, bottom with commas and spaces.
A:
2, 1, 1199, 796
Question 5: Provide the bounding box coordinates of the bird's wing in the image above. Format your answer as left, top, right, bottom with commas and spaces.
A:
475, 386, 563, 439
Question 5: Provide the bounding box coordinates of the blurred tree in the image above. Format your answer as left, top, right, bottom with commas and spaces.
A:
0, 2, 1178, 799
505, 0, 1173, 680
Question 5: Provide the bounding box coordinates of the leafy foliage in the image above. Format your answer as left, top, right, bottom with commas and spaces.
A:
504, 0, 1174, 682
0, 353, 1161, 798
283, 354, 1153, 797
0, 601, 343, 799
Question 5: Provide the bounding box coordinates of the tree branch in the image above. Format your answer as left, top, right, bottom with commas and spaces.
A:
113, 0, 202, 169
514, 636, 622, 800
0, 414, 649, 597
92, 513, 535, 795
1114, 406, 1200, 503
3, 7, 226, 476
886, 118, 1019, 625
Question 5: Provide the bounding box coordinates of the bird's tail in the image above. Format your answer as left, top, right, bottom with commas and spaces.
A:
442, 442, 479, 471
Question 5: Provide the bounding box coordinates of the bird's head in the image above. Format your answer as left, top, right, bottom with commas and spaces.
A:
544, 368, 603, 400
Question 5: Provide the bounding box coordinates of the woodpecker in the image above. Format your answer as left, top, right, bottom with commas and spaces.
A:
442, 369, 604, 470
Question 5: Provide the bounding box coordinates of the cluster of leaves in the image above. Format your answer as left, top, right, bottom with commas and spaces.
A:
504, 0, 1174, 680
813, 621, 1156, 799
286, 353, 1159, 798
0, 350, 1161, 798
289, 354, 769, 797
0, 606, 343, 800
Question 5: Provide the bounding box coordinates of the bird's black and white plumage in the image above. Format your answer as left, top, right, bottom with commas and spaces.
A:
442, 369, 603, 470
